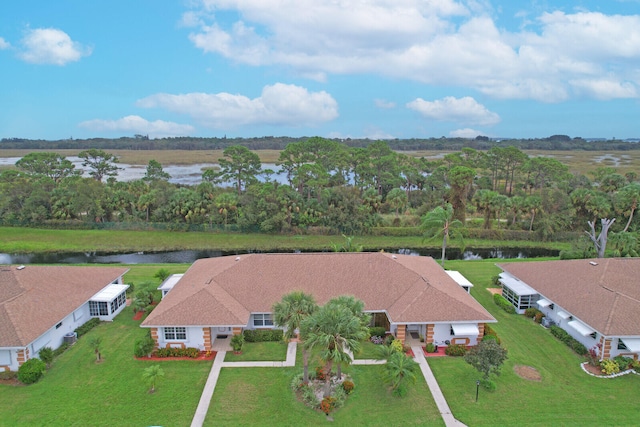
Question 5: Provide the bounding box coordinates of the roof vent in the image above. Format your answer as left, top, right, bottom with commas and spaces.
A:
392, 255, 397, 259
16, 265, 25, 270
235, 257, 241, 261
589, 261, 598, 266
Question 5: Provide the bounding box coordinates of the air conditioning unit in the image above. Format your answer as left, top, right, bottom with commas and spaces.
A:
63, 332, 77, 345
541, 317, 555, 328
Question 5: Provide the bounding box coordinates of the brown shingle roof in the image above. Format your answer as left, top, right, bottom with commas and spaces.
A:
142, 253, 494, 327
498, 258, 640, 336
0, 265, 129, 347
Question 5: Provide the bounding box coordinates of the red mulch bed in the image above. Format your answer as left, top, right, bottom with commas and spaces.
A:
405, 348, 415, 357
423, 346, 448, 357
132, 311, 144, 321
135, 351, 216, 362
582, 362, 606, 376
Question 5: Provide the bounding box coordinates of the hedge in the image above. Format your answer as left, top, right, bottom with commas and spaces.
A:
243, 329, 284, 342
493, 293, 516, 314
549, 325, 588, 356
75, 318, 101, 338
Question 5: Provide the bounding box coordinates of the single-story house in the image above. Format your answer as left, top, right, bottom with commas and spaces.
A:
141, 252, 495, 351
0, 265, 129, 371
498, 258, 640, 360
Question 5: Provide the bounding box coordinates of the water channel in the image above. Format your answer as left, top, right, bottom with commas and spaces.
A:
0, 247, 559, 265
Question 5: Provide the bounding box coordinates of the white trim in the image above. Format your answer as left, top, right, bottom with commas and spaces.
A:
620, 338, 640, 353
451, 323, 479, 336
568, 320, 595, 337
537, 298, 552, 308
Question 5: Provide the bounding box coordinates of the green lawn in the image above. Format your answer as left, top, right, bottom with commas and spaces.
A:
0, 305, 212, 427
354, 340, 384, 359
224, 341, 289, 362
206, 362, 444, 426
431, 259, 640, 426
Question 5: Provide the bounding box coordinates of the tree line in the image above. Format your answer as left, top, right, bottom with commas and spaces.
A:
1, 138, 640, 255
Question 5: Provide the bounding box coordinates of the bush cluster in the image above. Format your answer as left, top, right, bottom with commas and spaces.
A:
425, 342, 437, 353
53, 342, 70, 357
368, 326, 386, 338
75, 318, 101, 338
483, 325, 501, 344
134, 334, 156, 357
243, 329, 283, 342
17, 358, 47, 384
493, 294, 516, 314
600, 359, 620, 375
613, 356, 634, 371
342, 380, 354, 394
154, 347, 200, 358
445, 344, 467, 356
524, 307, 542, 318
549, 326, 588, 356
0, 371, 17, 380
38, 347, 54, 366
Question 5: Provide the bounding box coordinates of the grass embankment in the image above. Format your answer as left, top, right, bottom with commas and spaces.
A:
0, 227, 569, 254
429, 259, 640, 426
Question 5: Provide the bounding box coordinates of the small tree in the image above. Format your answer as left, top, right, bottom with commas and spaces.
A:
382, 351, 419, 397
89, 337, 103, 362
464, 340, 508, 387
230, 334, 245, 353
142, 365, 165, 393
154, 268, 171, 283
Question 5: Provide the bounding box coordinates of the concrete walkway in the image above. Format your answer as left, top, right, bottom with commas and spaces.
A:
191, 350, 226, 427
191, 342, 464, 427
412, 346, 468, 427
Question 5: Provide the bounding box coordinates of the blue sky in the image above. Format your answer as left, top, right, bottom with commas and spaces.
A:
1, 1, 639, 140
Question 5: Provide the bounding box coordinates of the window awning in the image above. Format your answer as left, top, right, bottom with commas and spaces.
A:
557, 311, 571, 320
620, 338, 640, 353
451, 323, 479, 336
537, 298, 552, 308
568, 320, 595, 337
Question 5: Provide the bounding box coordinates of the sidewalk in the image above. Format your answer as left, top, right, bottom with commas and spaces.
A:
412, 346, 468, 427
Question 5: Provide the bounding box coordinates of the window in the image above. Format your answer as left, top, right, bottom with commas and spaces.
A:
164, 327, 187, 340
109, 292, 127, 314
618, 339, 628, 350
89, 301, 108, 316
253, 313, 273, 327
55, 322, 62, 329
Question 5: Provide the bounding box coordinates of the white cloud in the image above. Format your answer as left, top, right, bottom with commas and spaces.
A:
374, 99, 396, 109
449, 128, 483, 138
19, 28, 91, 65
185, 1, 640, 102
0, 37, 10, 50
137, 83, 338, 128
407, 96, 500, 126
78, 115, 195, 138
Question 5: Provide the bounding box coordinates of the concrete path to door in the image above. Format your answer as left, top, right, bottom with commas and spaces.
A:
190, 342, 464, 427
412, 346, 468, 427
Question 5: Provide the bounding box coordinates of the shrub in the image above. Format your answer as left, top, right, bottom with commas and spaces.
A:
445, 344, 467, 356
320, 396, 337, 414
493, 294, 516, 314
368, 326, 386, 338
613, 356, 634, 371
0, 371, 17, 380
600, 359, 620, 375
534, 312, 544, 324
370, 336, 384, 345
53, 342, 70, 357
18, 358, 47, 384
230, 334, 245, 352
383, 334, 395, 346
425, 342, 437, 353
482, 335, 498, 343
243, 329, 283, 342
315, 365, 326, 381
549, 326, 588, 356
38, 347, 54, 366
632, 360, 640, 374
390, 339, 404, 353
153, 347, 200, 358
134, 334, 156, 358
481, 379, 497, 391
483, 325, 501, 344
75, 318, 101, 338
342, 380, 355, 394
524, 307, 542, 318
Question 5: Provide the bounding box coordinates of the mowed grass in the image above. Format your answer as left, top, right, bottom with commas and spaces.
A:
0, 226, 570, 254
0, 304, 212, 427
430, 259, 640, 426
206, 363, 444, 427
224, 341, 289, 362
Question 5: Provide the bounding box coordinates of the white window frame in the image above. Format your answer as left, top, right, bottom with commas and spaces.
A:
164, 327, 187, 341
253, 313, 274, 327
89, 301, 109, 316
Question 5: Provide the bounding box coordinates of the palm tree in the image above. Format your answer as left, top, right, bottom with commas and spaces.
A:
420, 203, 464, 267
325, 296, 370, 377
382, 351, 419, 397
272, 291, 317, 383
89, 337, 102, 362
302, 298, 369, 397
142, 365, 165, 393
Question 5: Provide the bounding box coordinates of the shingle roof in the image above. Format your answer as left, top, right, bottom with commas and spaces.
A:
142, 253, 494, 327
0, 265, 129, 347
498, 258, 640, 336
